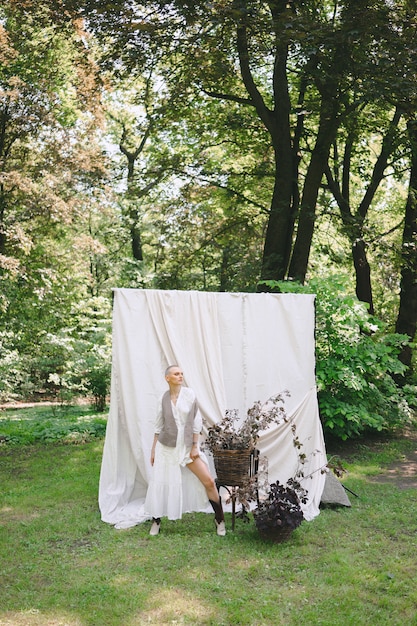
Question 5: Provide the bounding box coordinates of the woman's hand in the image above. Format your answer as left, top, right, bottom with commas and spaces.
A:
190, 443, 200, 461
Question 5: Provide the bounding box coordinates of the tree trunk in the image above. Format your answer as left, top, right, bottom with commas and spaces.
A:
130, 220, 143, 261
288, 93, 341, 282
352, 239, 374, 315
119, 126, 152, 263
259, 150, 295, 282
395, 118, 417, 370
239, 7, 294, 283
0, 188, 5, 255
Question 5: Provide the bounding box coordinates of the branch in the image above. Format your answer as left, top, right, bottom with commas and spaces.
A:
200, 178, 269, 215
324, 163, 352, 224
368, 218, 404, 244
171, 167, 270, 215
202, 89, 255, 107
357, 106, 403, 221
119, 123, 152, 162
233, 1, 274, 132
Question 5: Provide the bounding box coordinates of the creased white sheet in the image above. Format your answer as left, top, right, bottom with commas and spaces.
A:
98, 289, 326, 528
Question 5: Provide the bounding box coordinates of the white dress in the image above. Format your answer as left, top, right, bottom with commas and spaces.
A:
144, 386, 210, 520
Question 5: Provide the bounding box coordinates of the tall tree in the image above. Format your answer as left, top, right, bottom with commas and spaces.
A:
0, 1, 106, 341
68, 0, 401, 286
396, 117, 417, 369
324, 106, 404, 314
391, 1, 417, 370
105, 76, 186, 265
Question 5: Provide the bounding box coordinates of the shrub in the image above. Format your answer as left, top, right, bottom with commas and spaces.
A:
0, 405, 107, 445
0, 296, 112, 406
0, 331, 23, 402
85, 363, 111, 412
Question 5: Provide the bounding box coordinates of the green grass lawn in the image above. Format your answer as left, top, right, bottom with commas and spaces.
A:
0, 407, 417, 625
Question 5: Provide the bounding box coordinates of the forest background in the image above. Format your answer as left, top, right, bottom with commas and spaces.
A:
1, 0, 417, 441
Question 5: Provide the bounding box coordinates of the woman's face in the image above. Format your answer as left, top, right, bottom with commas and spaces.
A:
166, 367, 184, 386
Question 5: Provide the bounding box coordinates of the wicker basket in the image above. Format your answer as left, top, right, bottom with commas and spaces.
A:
213, 448, 253, 486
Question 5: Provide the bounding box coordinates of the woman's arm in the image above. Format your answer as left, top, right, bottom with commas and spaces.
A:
150, 401, 163, 466
150, 433, 159, 466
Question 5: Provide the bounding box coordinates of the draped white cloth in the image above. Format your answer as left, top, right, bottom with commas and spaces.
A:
99, 289, 327, 528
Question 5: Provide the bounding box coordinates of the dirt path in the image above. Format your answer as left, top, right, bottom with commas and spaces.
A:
326, 427, 417, 490
370, 446, 417, 489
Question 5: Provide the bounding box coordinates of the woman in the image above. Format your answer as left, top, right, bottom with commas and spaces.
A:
144, 365, 226, 536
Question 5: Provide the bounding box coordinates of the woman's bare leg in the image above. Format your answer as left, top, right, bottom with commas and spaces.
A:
187, 457, 225, 534
186, 457, 219, 501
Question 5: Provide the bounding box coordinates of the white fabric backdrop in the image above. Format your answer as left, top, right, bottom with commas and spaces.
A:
99, 289, 327, 528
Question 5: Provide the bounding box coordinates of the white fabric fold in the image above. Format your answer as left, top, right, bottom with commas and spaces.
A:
98, 289, 326, 529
